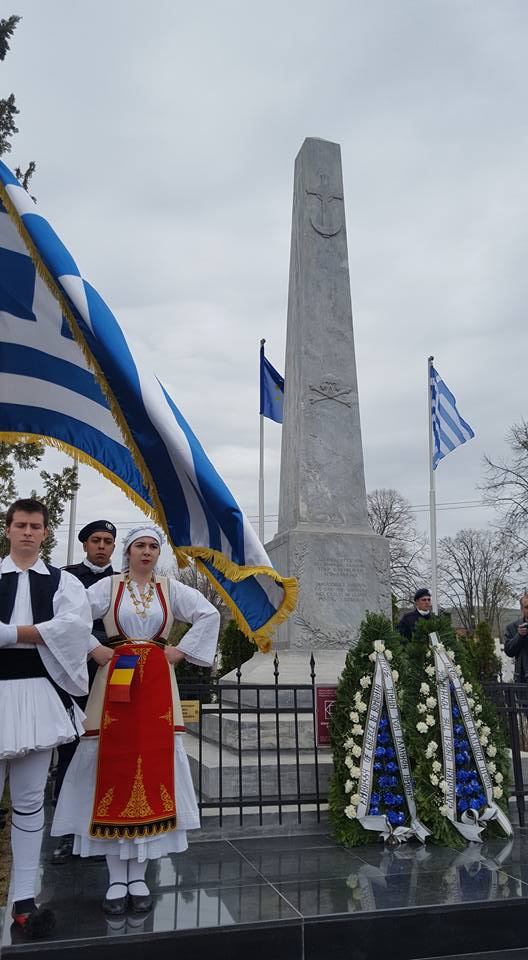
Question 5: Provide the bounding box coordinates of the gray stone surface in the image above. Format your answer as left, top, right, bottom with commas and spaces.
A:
265, 136, 390, 654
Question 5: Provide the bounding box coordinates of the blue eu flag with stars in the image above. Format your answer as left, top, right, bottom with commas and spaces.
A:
260, 344, 284, 423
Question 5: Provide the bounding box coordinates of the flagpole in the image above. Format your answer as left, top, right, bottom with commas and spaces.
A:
428, 356, 438, 613
259, 338, 265, 544
66, 455, 79, 565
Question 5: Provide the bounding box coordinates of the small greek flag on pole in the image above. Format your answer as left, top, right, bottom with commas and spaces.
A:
430, 362, 475, 470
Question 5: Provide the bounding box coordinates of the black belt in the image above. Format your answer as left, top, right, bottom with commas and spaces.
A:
0, 649, 79, 735
0, 648, 47, 680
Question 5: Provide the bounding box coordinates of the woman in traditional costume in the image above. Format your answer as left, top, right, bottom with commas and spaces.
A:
52, 524, 220, 915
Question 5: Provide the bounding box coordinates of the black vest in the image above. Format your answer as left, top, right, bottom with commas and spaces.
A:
0, 565, 74, 718
63, 562, 114, 644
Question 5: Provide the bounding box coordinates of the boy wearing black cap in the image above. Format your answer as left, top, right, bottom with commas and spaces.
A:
51, 520, 117, 864
396, 588, 432, 641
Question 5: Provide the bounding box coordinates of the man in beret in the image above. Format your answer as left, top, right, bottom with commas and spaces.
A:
51, 520, 117, 864
397, 588, 432, 642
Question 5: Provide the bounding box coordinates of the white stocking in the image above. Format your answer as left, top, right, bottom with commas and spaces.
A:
9, 749, 52, 903
127, 857, 149, 896
105, 855, 128, 900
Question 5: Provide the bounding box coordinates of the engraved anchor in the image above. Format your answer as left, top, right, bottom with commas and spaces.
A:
309, 380, 352, 407
306, 173, 344, 237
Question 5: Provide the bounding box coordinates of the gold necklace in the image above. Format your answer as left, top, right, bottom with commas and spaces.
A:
125, 575, 155, 619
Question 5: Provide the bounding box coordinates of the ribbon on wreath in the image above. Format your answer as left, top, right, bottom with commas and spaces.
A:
429, 632, 512, 842
356, 653, 430, 843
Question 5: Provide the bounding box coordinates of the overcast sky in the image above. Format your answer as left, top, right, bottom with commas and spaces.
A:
3, 0, 528, 565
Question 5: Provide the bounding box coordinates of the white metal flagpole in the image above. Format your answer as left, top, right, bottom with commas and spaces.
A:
259, 338, 266, 544
66, 454, 79, 565
428, 355, 438, 613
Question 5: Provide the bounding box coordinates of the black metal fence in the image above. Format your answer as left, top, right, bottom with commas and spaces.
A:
180, 654, 326, 827
482, 681, 528, 826
178, 670, 528, 830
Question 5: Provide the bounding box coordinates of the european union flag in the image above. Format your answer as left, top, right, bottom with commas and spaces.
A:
260, 344, 284, 423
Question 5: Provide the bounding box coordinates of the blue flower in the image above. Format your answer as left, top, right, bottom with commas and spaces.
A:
387, 810, 400, 825
371, 792, 381, 804
469, 798, 481, 810
373, 762, 382, 772
379, 717, 388, 729
385, 761, 398, 773
384, 793, 395, 806
375, 747, 386, 758
455, 753, 466, 766
385, 747, 396, 760
395, 811, 406, 825
369, 805, 379, 816
454, 724, 464, 735
377, 732, 390, 746
452, 705, 460, 719
458, 799, 469, 812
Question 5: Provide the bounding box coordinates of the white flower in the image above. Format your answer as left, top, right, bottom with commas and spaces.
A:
432, 760, 442, 773
425, 665, 436, 677
345, 755, 354, 769
369, 652, 377, 662
425, 741, 439, 758
430, 773, 439, 786
416, 721, 428, 734
487, 761, 496, 774
455, 665, 463, 675
476, 719, 482, 729
345, 804, 357, 820
479, 735, 489, 747
360, 675, 371, 689
439, 804, 448, 816
420, 683, 430, 695
463, 682, 473, 694
417, 703, 427, 714
487, 744, 497, 758
392, 670, 399, 682
468, 698, 475, 709
493, 786, 503, 799
373, 640, 385, 653
350, 765, 361, 778
350, 793, 360, 806
352, 744, 362, 758
344, 737, 355, 750
439, 780, 448, 794
354, 691, 362, 704
482, 725, 491, 737
352, 724, 364, 736
356, 701, 367, 713
494, 772, 504, 784
385, 649, 393, 661
345, 780, 353, 793
426, 696, 436, 709
350, 711, 360, 724
446, 649, 455, 661
475, 703, 483, 714
426, 714, 436, 727
426, 648, 432, 659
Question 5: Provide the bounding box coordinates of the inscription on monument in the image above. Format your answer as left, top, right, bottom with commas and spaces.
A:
314, 557, 364, 603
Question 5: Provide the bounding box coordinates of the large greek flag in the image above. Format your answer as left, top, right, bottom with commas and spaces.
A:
430, 363, 475, 470
0, 161, 296, 647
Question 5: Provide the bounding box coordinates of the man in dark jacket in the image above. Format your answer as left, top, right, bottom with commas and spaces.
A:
397, 588, 432, 641
504, 595, 528, 681
51, 519, 117, 864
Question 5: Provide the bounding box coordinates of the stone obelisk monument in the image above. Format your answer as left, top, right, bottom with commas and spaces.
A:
266, 136, 391, 665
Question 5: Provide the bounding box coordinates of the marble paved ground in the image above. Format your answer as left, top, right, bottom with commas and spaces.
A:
3, 822, 528, 956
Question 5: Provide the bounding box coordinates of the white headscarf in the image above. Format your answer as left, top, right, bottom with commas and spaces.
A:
121, 524, 164, 572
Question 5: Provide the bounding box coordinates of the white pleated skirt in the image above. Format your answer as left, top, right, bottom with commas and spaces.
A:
52, 735, 200, 862
0, 678, 85, 760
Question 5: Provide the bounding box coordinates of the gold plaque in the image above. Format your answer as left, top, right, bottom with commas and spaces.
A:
181, 700, 200, 723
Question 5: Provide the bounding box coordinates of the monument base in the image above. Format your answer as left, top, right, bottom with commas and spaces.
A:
265, 525, 391, 650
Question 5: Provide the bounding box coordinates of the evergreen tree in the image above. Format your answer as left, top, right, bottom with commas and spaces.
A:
469, 620, 501, 683
218, 619, 255, 676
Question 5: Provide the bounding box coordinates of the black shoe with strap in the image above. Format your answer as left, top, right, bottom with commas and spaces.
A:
11, 898, 56, 938
51, 834, 74, 865
102, 883, 128, 916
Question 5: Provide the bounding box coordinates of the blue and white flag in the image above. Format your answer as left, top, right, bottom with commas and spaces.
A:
0, 161, 297, 647
430, 363, 475, 470
260, 344, 284, 424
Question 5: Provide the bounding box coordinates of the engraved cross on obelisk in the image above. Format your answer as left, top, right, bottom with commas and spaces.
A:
266, 137, 391, 657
